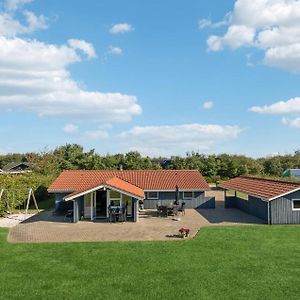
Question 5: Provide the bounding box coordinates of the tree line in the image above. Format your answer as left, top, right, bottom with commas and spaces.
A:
1, 143, 300, 180
1, 143, 300, 215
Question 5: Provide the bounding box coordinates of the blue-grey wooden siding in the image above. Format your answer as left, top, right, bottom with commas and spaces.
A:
143, 191, 215, 209
225, 195, 268, 221
270, 191, 300, 224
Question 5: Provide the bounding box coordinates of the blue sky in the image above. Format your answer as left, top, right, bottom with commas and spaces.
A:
1, 0, 300, 157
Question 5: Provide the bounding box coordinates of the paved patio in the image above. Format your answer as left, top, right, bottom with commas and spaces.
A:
8, 202, 265, 243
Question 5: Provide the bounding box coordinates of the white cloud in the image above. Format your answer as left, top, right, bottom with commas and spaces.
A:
250, 97, 300, 115
109, 23, 133, 34
281, 117, 300, 128
251, 97, 300, 128
202, 101, 214, 109
0, 1, 47, 37
109, 46, 122, 55
4, 0, 32, 11
120, 123, 242, 156
68, 39, 96, 59
63, 123, 78, 134
84, 129, 109, 140
0, 39, 141, 123
198, 19, 212, 30
198, 13, 231, 30
207, 25, 255, 51
0, 1, 141, 124
206, 0, 300, 73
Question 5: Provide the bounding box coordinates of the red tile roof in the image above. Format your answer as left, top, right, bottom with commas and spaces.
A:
219, 176, 300, 200
48, 170, 209, 193
64, 177, 144, 200
104, 177, 144, 199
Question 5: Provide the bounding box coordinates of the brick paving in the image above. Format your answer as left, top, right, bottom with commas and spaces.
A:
8, 203, 264, 243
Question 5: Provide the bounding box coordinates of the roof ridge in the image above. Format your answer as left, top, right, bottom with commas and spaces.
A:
240, 175, 300, 185
61, 169, 201, 173
105, 176, 143, 189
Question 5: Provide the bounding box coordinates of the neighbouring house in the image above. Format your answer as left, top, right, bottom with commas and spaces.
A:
1, 162, 32, 174
48, 170, 212, 223
283, 169, 300, 179
220, 176, 300, 224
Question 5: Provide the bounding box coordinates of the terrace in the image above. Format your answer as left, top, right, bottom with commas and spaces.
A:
8, 203, 264, 243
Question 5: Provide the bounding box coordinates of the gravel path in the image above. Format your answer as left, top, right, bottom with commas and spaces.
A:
0, 214, 35, 228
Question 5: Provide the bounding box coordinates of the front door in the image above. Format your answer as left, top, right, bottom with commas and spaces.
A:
96, 190, 107, 218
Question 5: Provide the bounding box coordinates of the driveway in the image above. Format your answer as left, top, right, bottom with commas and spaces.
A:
8, 202, 264, 243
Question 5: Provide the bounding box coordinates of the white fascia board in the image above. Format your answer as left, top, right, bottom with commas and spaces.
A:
64, 185, 144, 201
268, 187, 300, 201
64, 185, 104, 201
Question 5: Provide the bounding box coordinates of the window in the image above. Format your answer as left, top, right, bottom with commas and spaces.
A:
183, 191, 193, 199
147, 191, 159, 199
292, 199, 300, 211
109, 190, 121, 207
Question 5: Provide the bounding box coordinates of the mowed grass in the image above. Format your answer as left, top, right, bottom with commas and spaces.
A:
0, 226, 299, 300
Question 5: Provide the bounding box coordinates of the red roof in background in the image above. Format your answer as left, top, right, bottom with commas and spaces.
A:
64, 176, 144, 200
48, 170, 209, 193
219, 176, 300, 200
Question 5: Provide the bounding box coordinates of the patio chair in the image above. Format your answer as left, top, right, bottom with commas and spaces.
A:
161, 206, 168, 217
157, 203, 163, 217
178, 202, 186, 216
172, 205, 179, 216
64, 209, 74, 222
118, 206, 126, 222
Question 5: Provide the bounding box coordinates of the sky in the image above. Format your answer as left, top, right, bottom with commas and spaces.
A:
1, 0, 300, 157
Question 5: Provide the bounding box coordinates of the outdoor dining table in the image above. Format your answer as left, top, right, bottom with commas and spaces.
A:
109, 206, 125, 222
158, 205, 179, 217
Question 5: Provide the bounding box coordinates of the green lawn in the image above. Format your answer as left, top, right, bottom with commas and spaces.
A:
0, 226, 299, 300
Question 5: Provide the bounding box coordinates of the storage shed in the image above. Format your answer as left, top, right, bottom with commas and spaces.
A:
220, 176, 300, 224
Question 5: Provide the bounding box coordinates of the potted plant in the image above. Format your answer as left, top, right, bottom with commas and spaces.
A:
179, 227, 190, 238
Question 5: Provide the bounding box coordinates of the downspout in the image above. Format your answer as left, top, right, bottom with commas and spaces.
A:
267, 200, 270, 225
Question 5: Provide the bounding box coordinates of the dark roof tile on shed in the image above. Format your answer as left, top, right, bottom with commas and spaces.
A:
2, 162, 31, 171
48, 170, 209, 192
219, 176, 300, 200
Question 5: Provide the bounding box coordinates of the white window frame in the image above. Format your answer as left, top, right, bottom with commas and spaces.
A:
183, 191, 194, 199
109, 190, 122, 207
147, 191, 159, 199
292, 199, 300, 211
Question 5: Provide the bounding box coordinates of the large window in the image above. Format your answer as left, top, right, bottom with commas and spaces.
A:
110, 190, 121, 207
183, 191, 193, 199
292, 199, 300, 211
147, 191, 159, 199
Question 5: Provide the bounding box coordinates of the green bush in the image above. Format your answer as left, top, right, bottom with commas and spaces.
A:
0, 173, 55, 215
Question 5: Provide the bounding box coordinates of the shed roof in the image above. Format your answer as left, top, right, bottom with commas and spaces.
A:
2, 162, 31, 172
48, 170, 209, 193
219, 176, 300, 200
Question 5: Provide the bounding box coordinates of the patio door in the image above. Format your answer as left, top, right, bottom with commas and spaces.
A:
95, 190, 107, 218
